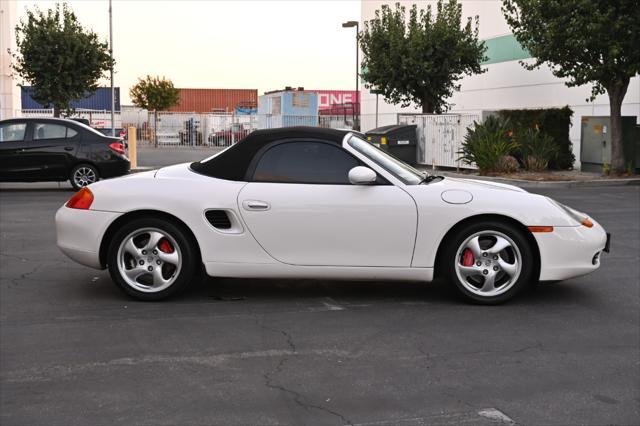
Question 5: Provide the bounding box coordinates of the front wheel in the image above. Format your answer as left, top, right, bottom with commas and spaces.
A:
443, 221, 535, 304
107, 217, 198, 301
70, 164, 99, 190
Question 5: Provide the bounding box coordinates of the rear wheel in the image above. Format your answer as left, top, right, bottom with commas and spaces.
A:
443, 221, 534, 304
70, 164, 99, 190
107, 217, 197, 301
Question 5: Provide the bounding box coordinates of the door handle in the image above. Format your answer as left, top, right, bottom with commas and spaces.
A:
242, 200, 270, 211
64, 146, 74, 151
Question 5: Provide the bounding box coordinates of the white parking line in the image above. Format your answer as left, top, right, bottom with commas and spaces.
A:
322, 297, 346, 311
478, 408, 516, 424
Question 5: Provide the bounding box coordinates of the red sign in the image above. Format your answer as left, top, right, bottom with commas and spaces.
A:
308, 90, 360, 110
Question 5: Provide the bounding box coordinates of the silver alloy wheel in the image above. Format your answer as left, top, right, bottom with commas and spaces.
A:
116, 227, 182, 293
73, 166, 97, 187
454, 230, 522, 297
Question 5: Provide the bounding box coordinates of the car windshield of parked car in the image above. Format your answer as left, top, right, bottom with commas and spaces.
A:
347, 135, 425, 185
0, 123, 27, 142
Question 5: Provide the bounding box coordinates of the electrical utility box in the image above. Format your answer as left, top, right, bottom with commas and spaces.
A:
580, 116, 639, 173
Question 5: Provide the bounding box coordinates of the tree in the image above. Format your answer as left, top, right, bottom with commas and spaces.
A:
359, 0, 486, 114
502, 0, 640, 174
129, 75, 180, 147
11, 3, 113, 117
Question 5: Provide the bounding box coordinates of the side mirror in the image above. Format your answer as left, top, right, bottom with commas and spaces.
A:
348, 166, 377, 185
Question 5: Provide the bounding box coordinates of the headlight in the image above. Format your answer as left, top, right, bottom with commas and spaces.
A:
546, 197, 593, 227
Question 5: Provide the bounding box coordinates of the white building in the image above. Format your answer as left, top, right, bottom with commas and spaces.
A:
0, 0, 21, 120
360, 0, 640, 168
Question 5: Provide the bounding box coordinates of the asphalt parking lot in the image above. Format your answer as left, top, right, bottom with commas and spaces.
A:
0, 182, 638, 426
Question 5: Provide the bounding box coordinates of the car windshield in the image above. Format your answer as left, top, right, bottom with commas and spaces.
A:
347, 135, 426, 185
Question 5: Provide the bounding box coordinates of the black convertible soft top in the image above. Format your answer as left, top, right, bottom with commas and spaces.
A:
190, 126, 351, 181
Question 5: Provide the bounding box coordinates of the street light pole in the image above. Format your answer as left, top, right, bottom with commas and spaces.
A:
109, 0, 115, 137
342, 20, 360, 131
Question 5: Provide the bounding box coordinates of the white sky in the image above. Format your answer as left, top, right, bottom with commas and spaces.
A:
15, 0, 361, 103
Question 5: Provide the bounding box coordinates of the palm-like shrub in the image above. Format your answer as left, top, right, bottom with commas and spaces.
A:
516, 128, 559, 172
458, 116, 519, 174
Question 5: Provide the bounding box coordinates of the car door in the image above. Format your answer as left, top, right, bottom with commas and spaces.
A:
0, 121, 29, 180
22, 122, 79, 179
237, 140, 418, 267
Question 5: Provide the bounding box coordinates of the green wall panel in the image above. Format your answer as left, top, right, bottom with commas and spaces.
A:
482, 34, 531, 65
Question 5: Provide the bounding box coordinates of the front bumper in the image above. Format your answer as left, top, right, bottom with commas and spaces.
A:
55, 206, 121, 269
535, 219, 608, 281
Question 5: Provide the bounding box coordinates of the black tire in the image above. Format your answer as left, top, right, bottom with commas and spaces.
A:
442, 220, 535, 305
70, 163, 100, 190
106, 217, 198, 301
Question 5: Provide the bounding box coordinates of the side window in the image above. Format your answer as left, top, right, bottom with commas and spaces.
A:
33, 123, 67, 140
253, 141, 359, 184
0, 123, 27, 142
66, 128, 78, 138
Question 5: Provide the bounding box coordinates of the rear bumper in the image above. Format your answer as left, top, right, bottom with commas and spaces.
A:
535, 219, 608, 281
55, 206, 121, 269
98, 157, 130, 179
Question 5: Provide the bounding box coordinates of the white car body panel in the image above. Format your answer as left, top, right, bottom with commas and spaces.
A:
55, 206, 120, 269
56, 132, 608, 285
238, 182, 417, 266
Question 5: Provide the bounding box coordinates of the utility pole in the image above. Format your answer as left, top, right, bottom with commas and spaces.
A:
109, 0, 115, 137
342, 20, 360, 131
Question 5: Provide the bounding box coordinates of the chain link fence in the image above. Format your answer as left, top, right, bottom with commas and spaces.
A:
17, 108, 481, 169
120, 110, 363, 148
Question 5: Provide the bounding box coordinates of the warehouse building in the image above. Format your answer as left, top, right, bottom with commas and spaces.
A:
360, 1, 640, 168
21, 86, 121, 111
0, 0, 20, 120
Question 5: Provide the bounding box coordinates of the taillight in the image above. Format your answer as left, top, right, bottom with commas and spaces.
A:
66, 187, 94, 209
582, 218, 594, 228
109, 142, 125, 155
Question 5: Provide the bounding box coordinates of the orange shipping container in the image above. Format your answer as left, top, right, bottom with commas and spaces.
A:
168, 88, 258, 113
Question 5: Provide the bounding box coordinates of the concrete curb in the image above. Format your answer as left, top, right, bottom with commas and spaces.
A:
437, 172, 640, 188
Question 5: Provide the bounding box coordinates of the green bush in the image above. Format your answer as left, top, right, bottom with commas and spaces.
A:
458, 116, 519, 174
498, 107, 574, 170
515, 128, 559, 172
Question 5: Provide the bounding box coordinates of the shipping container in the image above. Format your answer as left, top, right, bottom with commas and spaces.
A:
21, 86, 121, 111
168, 88, 258, 114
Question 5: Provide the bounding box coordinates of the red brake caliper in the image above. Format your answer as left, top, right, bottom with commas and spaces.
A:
461, 248, 474, 266
158, 238, 174, 254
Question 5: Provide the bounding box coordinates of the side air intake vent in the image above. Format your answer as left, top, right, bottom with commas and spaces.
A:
205, 210, 232, 230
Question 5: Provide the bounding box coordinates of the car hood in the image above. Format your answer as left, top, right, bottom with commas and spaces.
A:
438, 177, 527, 193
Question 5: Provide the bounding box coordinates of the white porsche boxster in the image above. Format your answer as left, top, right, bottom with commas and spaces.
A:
56, 127, 610, 304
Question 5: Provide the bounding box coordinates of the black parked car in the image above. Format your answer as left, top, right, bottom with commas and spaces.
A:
0, 118, 130, 190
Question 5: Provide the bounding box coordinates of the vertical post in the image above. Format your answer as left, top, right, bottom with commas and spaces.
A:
109, 0, 115, 137
375, 93, 379, 128
355, 22, 360, 131
128, 126, 137, 169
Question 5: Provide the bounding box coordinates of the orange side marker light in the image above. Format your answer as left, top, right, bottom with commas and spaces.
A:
581, 218, 594, 228
528, 226, 554, 233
